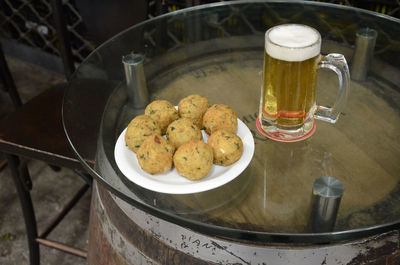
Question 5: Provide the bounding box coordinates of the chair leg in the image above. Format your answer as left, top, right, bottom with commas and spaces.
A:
7, 155, 40, 265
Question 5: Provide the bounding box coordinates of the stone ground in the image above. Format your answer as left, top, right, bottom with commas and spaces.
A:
0, 56, 89, 265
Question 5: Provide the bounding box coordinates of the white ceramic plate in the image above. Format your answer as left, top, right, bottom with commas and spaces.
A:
114, 118, 255, 194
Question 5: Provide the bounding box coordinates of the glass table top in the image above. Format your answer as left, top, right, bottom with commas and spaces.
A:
63, 1, 400, 243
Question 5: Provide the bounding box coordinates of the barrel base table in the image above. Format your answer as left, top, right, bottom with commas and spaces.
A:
60, 2, 400, 265
88, 183, 400, 265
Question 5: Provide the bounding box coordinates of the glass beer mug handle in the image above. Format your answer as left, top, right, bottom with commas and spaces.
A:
315, 53, 350, 124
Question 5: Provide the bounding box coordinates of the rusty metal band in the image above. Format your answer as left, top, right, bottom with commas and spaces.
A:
90, 182, 400, 265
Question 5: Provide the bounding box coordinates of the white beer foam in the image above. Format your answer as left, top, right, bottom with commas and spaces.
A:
266, 24, 321, 62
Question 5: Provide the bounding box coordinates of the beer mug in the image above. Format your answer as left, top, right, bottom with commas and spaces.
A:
257, 24, 350, 142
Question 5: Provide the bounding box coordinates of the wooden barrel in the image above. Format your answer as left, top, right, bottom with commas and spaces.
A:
88, 183, 400, 264
88, 45, 400, 264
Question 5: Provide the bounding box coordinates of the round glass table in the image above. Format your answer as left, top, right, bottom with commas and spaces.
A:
63, 1, 400, 264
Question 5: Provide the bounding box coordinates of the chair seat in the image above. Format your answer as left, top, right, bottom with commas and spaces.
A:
0, 84, 96, 170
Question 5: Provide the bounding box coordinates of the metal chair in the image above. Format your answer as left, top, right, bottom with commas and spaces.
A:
0, 0, 100, 264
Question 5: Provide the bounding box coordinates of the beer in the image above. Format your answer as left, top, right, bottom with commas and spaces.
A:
257, 24, 350, 142
260, 24, 321, 130
262, 52, 319, 128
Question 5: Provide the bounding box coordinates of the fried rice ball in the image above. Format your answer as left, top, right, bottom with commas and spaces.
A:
173, 140, 213, 180
202, 104, 238, 135
145, 100, 179, 134
166, 118, 203, 149
125, 115, 162, 153
178, 94, 210, 128
136, 135, 174, 174
207, 130, 243, 166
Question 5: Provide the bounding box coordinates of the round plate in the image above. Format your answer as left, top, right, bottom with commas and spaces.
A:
114, 119, 255, 194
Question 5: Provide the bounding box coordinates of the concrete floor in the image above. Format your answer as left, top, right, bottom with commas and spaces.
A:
0, 56, 90, 265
